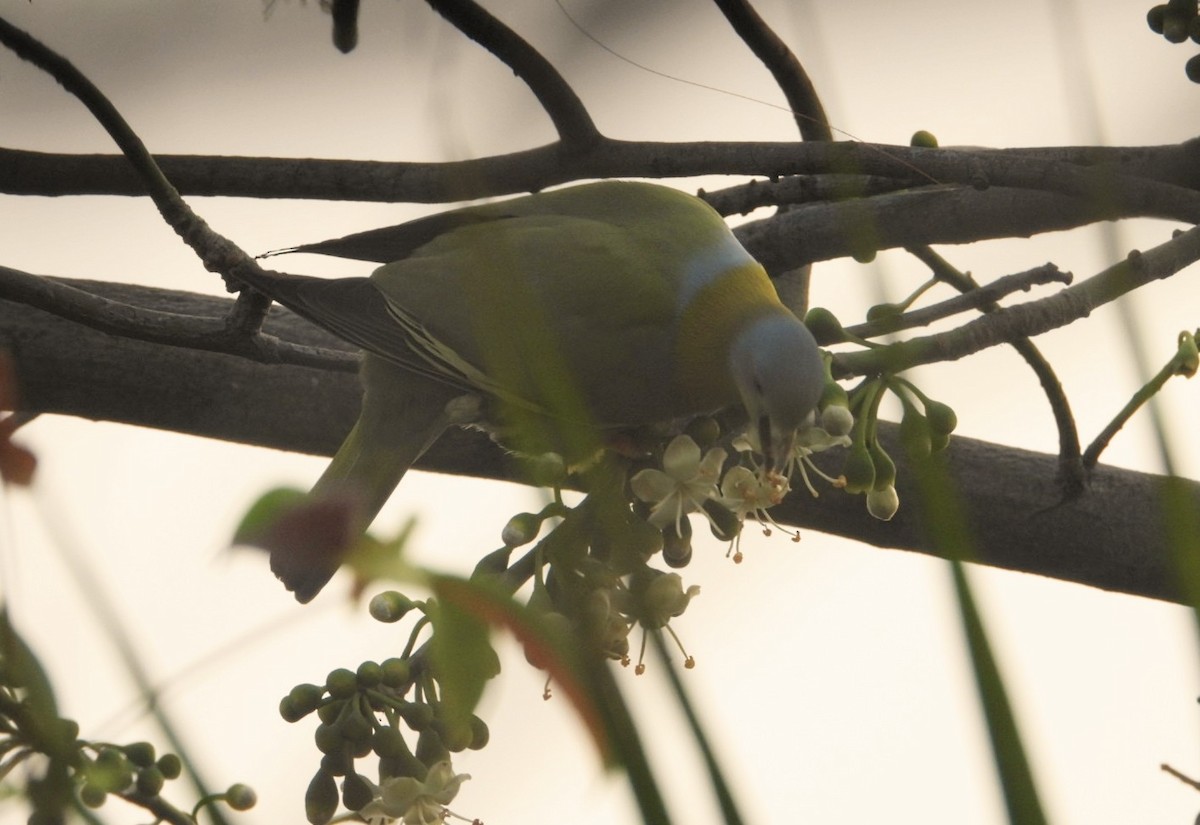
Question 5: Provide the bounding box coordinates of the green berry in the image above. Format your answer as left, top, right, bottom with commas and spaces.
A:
225, 783, 257, 811
435, 719, 473, 753
684, 416, 722, 448
1164, 11, 1191, 42
414, 729, 449, 766
304, 769, 339, 825
289, 683, 325, 717
319, 751, 351, 777
702, 499, 741, 543
661, 517, 693, 569
326, 668, 358, 700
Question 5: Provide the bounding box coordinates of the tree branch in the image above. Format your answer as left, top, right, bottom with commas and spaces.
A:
3, 281, 1196, 606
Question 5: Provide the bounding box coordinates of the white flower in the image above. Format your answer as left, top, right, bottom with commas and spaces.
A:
358, 761, 470, 825
630, 435, 726, 532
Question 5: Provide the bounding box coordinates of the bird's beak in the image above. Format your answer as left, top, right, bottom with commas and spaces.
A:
759, 416, 796, 475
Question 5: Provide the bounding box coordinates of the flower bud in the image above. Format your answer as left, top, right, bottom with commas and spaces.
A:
156, 754, 182, 780
869, 440, 897, 489
381, 657, 411, 690
899, 409, 932, 458
369, 591, 416, 623
841, 444, 876, 494
820, 404, 855, 437
341, 772, 374, 812
225, 783, 258, 812
501, 512, 541, 547
468, 715, 490, 750
136, 766, 165, 797
326, 668, 358, 700
685, 416, 722, 448
661, 517, 693, 568
910, 129, 939, 148
304, 769, 338, 825
924, 400, 958, 436
123, 742, 156, 769
803, 307, 847, 345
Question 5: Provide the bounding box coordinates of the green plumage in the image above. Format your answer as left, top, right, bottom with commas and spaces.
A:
237, 181, 823, 602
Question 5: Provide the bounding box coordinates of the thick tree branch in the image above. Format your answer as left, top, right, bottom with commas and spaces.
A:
2, 281, 1196, 606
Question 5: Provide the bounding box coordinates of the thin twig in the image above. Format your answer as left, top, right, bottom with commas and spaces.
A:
424, 0, 599, 148
901, 247, 1085, 493
711, 0, 832, 141
0, 15, 285, 338
844, 263, 1073, 338
833, 225, 1200, 378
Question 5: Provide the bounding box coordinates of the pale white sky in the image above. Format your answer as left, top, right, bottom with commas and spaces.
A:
2, 2, 1200, 824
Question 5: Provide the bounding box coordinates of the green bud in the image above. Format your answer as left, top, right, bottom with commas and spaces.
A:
369, 591, 416, 623
379, 749, 427, 782
869, 440, 897, 489
803, 307, 847, 345
661, 516, 693, 568
434, 719, 473, 753
316, 701, 342, 725
1188, 53, 1200, 83
1147, 4, 1167, 33
924, 400, 958, 436
372, 727, 410, 760
702, 499, 741, 542
1164, 11, 1191, 42
337, 707, 373, 744
356, 661, 383, 688
156, 754, 182, 780
501, 512, 541, 548
819, 380, 850, 411
92, 748, 132, 793
80, 784, 107, 809
866, 302, 903, 323
899, 408, 932, 457
225, 783, 257, 812
304, 769, 339, 825
398, 702, 434, 732
820, 404, 855, 437
841, 444, 876, 494
123, 742, 156, 769
930, 430, 951, 453
380, 657, 412, 690
320, 751, 351, 777
910, 130, 939, 148
684, 416, 722, 448
414, 729, 449, 766
314, 723, 343, 755
468, 715, 490, 750
341, 772, 374, 812
289, 683, 325, 717
326, 668, 358, 700
135, 766, 165, 797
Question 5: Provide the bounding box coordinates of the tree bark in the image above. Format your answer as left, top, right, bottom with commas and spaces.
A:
4, 279, 1194, 606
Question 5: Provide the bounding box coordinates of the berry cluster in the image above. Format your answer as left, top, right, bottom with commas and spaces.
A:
280, 596, 485, 825
1146, 0, 1200, 82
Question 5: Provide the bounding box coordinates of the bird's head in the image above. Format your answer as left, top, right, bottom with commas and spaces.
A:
729, 312, 825, 473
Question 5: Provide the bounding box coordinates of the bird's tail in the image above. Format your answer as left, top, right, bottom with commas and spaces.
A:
269, 357, 472, 602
